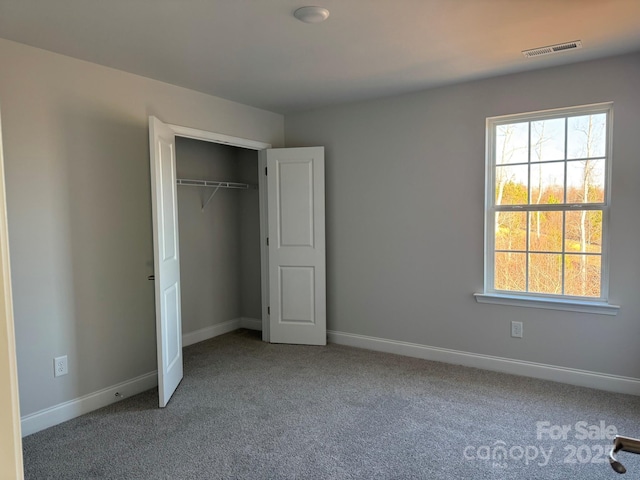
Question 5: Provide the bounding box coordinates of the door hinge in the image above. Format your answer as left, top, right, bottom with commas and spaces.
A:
267, 306, 270, 315
265, 166, 267, 176
266, 237, 269, 246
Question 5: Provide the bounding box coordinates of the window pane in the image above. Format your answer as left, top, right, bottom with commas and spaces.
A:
494, 252, 525, 292
567, 113, 606, 159
566, 159, 605, 203
530, 162, 564, 204
489, 106, 609, 301
564, 254, 601, 297
495, 212, 526, 250
565, 210, 602, 254
496, 122, 528, 164
531, 118, 565, 162
528, 211, 562, 252
528, 253, 562, 294
495, 164, 528, 205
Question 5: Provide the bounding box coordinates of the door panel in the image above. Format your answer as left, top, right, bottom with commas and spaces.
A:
163, 284, 181, 369
278, 161, 314, 247
267, 147, 326, 345
149, 116, 183, 407
280, 266, 315, 324
159, 138, 178, 261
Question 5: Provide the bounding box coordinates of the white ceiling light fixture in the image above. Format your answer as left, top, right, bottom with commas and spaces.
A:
294, 6, 330, 24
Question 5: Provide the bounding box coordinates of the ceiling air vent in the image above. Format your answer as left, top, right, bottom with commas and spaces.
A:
522, 40, 583, 58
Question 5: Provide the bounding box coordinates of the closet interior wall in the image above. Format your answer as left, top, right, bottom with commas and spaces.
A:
175, 137, 261, 336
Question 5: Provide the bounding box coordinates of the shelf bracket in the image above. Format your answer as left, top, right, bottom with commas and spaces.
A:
201, 186, 221, 212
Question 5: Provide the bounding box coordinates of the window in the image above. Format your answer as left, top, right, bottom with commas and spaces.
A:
478, 103, 618, 314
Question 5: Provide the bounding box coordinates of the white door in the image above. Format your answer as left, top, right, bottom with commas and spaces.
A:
149, 116, 183, 407
266, 147, 326, 345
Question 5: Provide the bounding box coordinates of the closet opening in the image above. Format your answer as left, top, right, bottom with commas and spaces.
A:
175, 137, 263, 346
150, 116, 325, 406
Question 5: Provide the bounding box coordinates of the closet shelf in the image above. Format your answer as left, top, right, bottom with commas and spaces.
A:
176, 178, 257, 212
177, 178, 256, 189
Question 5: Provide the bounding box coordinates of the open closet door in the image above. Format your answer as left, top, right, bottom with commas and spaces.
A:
266, 147, 326, 345
149, 116, 183, 407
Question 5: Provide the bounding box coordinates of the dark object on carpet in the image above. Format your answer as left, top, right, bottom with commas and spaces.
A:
609, 435, 640, 474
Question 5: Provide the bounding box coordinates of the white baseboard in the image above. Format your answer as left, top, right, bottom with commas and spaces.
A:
240, 317, 262, 331
182, 318, 241, 347
29, 324, 633, 438
182, 317, 262, 346
328, 330, 640, 396
22, 318, 260, 437
21, 371, 158, 437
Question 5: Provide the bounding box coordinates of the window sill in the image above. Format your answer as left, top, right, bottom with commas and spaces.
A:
474, 293, 620, 316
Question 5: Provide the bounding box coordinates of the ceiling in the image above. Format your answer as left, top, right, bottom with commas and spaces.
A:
1, 0, 639, 114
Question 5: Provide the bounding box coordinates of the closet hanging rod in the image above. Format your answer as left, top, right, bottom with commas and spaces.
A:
176, 178, 257, 212
176, 178, 256, 190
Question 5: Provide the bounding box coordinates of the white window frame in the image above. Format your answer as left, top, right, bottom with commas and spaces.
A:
475, 103, 619, 315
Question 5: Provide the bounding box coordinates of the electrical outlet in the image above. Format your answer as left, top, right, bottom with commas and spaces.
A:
511, 321, 523, 338
54, 355, 68, 377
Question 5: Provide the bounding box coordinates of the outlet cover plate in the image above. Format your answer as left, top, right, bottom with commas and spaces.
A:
54, 355, 68, 377
511, 321, 523, 338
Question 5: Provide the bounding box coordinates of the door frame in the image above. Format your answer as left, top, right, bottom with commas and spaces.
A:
0, 107, 24, 479
162, 121, 272, 342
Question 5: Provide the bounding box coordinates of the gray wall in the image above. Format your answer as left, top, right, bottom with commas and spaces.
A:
176, 138, 262, 333
177, 139, 236, 332
0, 38, 283, 416
237, 149, 262, 320
285, 52, 640, 379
